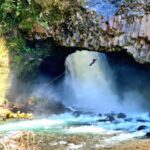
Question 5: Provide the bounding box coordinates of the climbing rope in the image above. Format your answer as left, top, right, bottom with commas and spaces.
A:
44, 72, 65, 87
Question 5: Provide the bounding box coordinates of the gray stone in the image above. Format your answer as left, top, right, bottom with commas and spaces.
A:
117, 113, 127, 119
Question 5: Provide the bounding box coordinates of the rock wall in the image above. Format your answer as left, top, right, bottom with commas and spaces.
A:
29, 0, 150, 64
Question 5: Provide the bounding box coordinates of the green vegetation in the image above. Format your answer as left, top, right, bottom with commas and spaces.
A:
0, 0, 85, 35
0, 0, 38, 34
0, 0, 85, 80
7, 35, 50, 80
0, 0, 85, 118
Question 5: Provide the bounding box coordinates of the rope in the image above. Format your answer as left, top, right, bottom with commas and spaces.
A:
44, 72, 65, 87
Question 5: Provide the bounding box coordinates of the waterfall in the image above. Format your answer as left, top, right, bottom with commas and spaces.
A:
60, 0, 146, 113
64, 51, 145, 113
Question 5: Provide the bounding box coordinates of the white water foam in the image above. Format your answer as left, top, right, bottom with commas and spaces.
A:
103, 131, 145, 146
0, 113, 149, 147
64, 51, 144, 113
0, 119, 63, 132
64, 126, 121, 135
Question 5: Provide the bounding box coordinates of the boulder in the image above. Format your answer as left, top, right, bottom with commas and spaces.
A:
98, 114, 115, 122
98, 113, 102, 117
73, 111, 82, 117
106, 113, 116, 122
145, 132, 150, 138
107, 115, 115, 122
136, 118, 148, 123
97, 118, 108, 122
12, 96, 67, 115
117, 113, 127, 119
124, 118, 132, 122
137, 125, 147, 131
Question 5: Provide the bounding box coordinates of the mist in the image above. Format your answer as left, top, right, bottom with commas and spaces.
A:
62, 51, 147, 114
8, 50, 150, 115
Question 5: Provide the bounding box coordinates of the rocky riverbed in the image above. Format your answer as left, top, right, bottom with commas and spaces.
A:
1, 131, 150, 150
0, 111, 150, 150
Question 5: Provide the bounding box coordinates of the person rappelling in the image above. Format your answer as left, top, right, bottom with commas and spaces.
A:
89, 59, 97, 66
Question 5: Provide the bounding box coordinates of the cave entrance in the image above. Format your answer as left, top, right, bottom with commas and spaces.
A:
40, 49, 150, 109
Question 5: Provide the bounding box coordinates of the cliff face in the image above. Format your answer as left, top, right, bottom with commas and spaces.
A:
29, 0, 150, 64
115, 0, 150, 63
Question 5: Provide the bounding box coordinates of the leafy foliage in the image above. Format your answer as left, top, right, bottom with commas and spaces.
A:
0, 0, 85, 81
0, 0, 85, 35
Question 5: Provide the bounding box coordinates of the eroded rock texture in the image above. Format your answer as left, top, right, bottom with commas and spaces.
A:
30, 0, 150, 63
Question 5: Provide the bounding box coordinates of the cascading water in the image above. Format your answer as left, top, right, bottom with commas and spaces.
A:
61, 0, 146, 114
64, 51, 116, 112
64, 51, 144, 113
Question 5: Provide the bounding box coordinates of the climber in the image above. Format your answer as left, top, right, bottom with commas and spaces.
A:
89, 59, 97, 66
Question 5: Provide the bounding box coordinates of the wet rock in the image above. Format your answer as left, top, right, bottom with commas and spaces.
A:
73, 111, 82, 117
124, 118, 133, 122
98, 114, 115, 122
104, 112, 116, 117
137, 125, 147, 131
97, 118, 108, 122
113, 120, 121, 124
117, 113, 127, 119
107, 115, 115, 122
145, 132, 150, 138
136, 118, 148, 122
105, 113, 116, 122
15, 96, 67, 115
98, 113, 102, 117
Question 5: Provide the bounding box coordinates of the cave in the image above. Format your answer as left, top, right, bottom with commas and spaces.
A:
25, 38, 150, 103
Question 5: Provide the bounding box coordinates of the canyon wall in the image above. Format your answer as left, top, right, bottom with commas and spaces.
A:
29, 0, 150, 64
